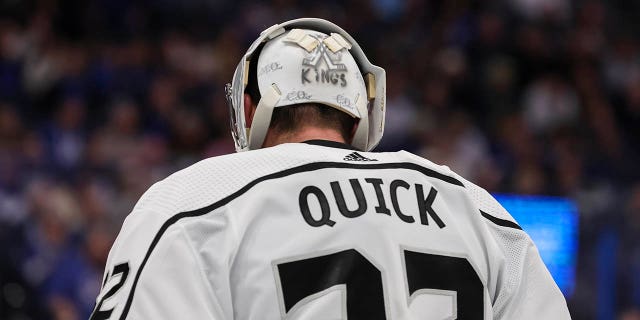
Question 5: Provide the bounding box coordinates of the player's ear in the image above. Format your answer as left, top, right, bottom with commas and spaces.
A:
244, 93, 257, 127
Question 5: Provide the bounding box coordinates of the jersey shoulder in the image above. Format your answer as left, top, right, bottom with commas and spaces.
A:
395, 150, 521, 229
131, 145, 310, 219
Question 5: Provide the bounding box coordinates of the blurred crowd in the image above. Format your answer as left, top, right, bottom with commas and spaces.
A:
0, 0, 639, 319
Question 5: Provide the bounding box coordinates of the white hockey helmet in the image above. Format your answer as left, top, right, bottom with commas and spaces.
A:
225, 18, 386, 151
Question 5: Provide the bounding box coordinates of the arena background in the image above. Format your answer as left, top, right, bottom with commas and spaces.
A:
1, 0, 639, 319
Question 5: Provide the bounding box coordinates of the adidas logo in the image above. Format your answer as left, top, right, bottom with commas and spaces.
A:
343, 152, 377, 162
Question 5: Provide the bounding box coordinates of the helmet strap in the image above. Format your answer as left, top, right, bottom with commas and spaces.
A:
351, 93, 369, 151
248, 84, 282, 150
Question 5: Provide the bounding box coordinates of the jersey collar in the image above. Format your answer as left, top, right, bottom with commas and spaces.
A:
302, 139, 357, 150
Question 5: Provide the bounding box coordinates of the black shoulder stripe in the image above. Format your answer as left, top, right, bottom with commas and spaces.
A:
480, 210, 522, 230
118, 161, 463, 319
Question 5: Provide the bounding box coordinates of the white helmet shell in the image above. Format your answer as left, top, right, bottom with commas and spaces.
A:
257, 29, 366, 118
225, 18, 386, 152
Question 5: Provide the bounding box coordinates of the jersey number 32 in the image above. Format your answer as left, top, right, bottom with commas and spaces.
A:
276, 249, 483, 319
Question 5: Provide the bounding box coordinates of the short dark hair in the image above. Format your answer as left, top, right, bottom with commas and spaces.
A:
270, 104, 356, 142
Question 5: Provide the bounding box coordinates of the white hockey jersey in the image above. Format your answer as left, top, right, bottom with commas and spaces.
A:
91, 140, 571, 319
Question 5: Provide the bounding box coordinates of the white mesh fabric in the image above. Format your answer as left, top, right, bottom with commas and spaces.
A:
485, 225, 530, 319
134, 145, 313, 218
463, 179, 516, 223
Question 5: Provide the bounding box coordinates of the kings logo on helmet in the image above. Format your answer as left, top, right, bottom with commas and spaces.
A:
300, 35, 348, 87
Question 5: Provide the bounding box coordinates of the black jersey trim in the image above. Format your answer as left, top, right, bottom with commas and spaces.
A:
480, 210, 522, 230
303, 139, 357, 150
118, 161, 463, 319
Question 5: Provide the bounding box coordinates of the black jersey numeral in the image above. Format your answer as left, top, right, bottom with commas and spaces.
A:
277, 249, 386, 319
90, 262, 130, 320
404, 250, 484, 318
276, 249, 483, 319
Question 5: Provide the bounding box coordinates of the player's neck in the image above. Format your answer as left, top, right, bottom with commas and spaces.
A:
262, 127, 348, 148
